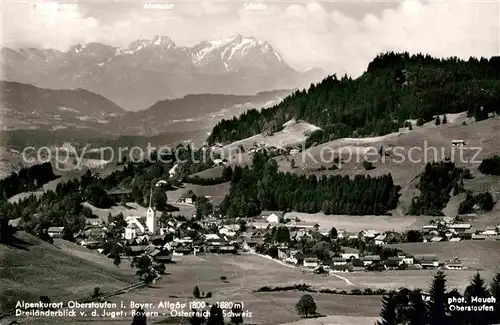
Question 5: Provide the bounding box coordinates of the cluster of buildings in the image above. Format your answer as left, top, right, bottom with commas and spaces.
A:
421, 216, 500, 242
273, 249, 464, 273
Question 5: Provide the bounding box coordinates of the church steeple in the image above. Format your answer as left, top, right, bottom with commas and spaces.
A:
149, 187, 153, 208
146, 186, 156, 234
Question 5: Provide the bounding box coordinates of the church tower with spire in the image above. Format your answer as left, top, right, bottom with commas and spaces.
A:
146, 187, 156, 234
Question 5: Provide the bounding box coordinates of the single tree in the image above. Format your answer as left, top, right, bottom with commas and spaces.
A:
428, 270, 448, 325
377, 291, 398, 325
464, 272, 489, 325
290, 158, 296, 169
329, 226, 338, 240
131, 307, 147, 325
206, 304, 224, 325
442, 115, 447, 124
435, 116, 441, 125
489, 272, 500, 323
193, 285, 201, 298
295, 294, 317, 317
189, 309, 205, 325
230, 304, 244, 324
92, 287, 102, 299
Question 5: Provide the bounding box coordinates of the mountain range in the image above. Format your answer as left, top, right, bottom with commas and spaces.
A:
0, 80, 293, 140
1, 35, 324, 110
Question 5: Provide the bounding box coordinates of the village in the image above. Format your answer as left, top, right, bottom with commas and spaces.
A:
43, 194, 500, 278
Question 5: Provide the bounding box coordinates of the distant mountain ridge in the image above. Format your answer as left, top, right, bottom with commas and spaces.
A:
0, 80, 293, 138
1, 34, 325, 110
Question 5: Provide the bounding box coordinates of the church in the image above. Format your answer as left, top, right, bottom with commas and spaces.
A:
124, 188, 159, 240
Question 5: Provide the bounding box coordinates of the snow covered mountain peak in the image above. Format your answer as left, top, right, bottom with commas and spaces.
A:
128, 35, 176, 52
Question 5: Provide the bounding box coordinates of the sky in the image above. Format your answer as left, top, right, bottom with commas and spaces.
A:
1, 0, 499, 76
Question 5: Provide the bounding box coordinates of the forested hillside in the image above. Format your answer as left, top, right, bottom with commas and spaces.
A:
208, 52, 500, 146
219, 151, 400, 217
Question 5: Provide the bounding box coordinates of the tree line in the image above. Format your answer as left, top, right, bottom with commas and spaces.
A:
378, 271, 500, 325
409, 162, 470, 216
0, 162, 56, 200
208, 53, 500, 147
219, 152, 401, 218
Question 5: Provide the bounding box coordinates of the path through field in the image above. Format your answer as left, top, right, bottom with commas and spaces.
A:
248, 251, 354, 286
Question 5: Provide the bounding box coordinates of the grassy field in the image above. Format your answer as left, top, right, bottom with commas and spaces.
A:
390, 241, 500, 272
285, 212, 434, 233
4, 252, 487, 325
0, 232, 134, 313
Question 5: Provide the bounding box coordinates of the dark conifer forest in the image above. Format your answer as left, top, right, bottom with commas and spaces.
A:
219, 152, 401, 217
208, 52, 500, 146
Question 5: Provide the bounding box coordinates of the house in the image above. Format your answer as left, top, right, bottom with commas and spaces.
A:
445, 258, 463, 270
448, 224, 471, 232
472, 234, 487, 240
289, 149, 300, 155
155, 180, 168, 187
449, 237, 462, 242
205, 233, 221, 241
278, 247, 289, 260
47, 227, 65, 238
219, 226, 237, 237
219, 245, 237, 254
151, 249, 172, 263
330, 264, 353, 273
363, 255, 381, 266
402, 256, 414, 265
374, 234, 387, 245
287, 221, 319, 230
442, 217, 455, 224
260, 211, 283, 223
168, 162, 179, 178
332, 257, 348, 266
341, 253, 360, 260
251, 222, 272, 230
415, 255, 439, 268
303, 257, 320, 268
422, 224, 438, 232
451, 140, 466, 147
213, 159, 229, 166
482, 227, 498, 236
173, 247, 191, 256
430, 236, 444, 242
360, 230, 379, 240
285, 250, 302, 264
384, 257, 400, 269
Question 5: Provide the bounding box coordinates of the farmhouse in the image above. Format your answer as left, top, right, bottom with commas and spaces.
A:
451, 140, 466, 146
151, 249, 172, 263
360, 229, 379, 240
384, 257, 400, 269
363, 255, 381, 266
448, 224, 471, 232
422, 224, 438, 232
445, 259, 464, 270
341, 253, 360, 260
260, 211, 283, 223
415, 255, 439, 268
219, 245, 237, 254
374, 234, 387, 245
332, 257, 348, 266
303, 257, 320, 268
286, 221, 319, 230
481, 227, 498, 236
330, 264, 353, 273
472, 234, 487, 240
47, 227, 65, 238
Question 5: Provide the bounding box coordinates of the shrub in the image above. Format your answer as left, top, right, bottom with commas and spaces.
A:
206, 292, 212, 298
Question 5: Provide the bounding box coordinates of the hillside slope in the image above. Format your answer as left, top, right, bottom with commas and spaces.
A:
0, 232, 133, 312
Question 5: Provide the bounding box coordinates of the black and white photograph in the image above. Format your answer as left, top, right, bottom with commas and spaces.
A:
1, 0, 500, 324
